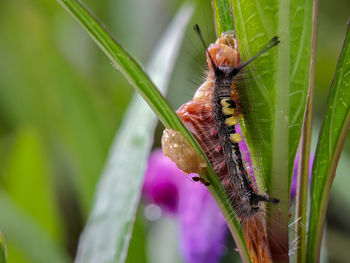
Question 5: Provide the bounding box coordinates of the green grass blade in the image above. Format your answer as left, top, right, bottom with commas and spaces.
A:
211, 0, 235, 36
0, 189, 70, 263
0, 232, 6, 263
4, 128, 64, 243
307, 21, 350, 263
58, 0, 251, 261
294, 2, 318, 262
73, 3, 193, 263
231, 0, 316, 259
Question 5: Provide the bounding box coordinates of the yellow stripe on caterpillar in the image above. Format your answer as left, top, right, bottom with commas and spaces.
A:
229, 133, 242, 143
220, 99, 231, 108
225, 116, 238, 127
222, 107, 234, 116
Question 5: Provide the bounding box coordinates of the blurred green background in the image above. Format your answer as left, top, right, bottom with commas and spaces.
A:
0, 0, 349, 262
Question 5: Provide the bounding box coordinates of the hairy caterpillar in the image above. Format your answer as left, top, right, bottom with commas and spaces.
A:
163, 25, 279, 217
162, 26, 280, 262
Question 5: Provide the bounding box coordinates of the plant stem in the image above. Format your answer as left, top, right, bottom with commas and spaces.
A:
294, 1, 318, 262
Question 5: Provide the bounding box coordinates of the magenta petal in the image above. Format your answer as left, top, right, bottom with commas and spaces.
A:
143, 149, 183, 214
291, 153, 314, 197
178, 180, 227, 263
143, 149, 227, 263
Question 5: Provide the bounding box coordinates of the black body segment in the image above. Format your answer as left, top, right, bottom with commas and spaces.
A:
211, 65, 279, 217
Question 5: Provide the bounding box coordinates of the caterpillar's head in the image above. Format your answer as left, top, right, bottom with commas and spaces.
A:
206, 42, 240, 71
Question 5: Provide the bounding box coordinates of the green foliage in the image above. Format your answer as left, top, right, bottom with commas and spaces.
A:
0, 0, 349, 262
0, 0, 112, 214
211, 0, 235, 36
231, 0, 315, 258
0, 189, 70, 263
308, 21, 350, 262
5, 128, 63, 242
0, 232, 6, 263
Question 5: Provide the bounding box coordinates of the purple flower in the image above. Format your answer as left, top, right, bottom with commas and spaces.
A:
143, 150, 227, 263
178, 180, 227, 263
291, 153, 314, 197
143, 149, 182, 214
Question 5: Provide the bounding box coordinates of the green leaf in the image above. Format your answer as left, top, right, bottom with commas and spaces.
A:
58, 0, 250, 261
307, 21, 350, 263
0, 127, 68, 262
73, 3, 194, 262
4, 128, 64, 242
0, 189, 70, 263
0, 0, 111, 212
231, 0, 316, 259
125, 212, 147, 263
0, 232, 6, 263
211, 0, 235, 36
